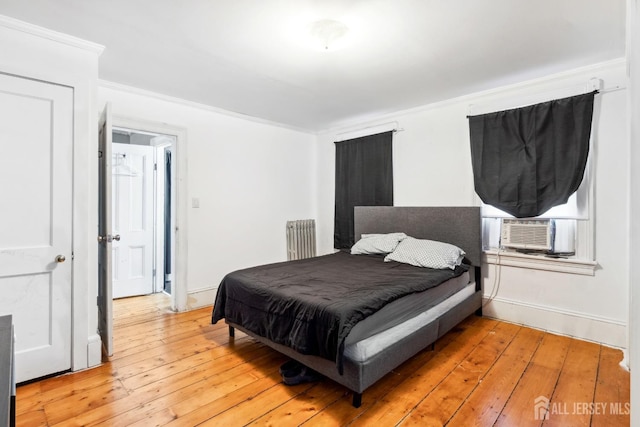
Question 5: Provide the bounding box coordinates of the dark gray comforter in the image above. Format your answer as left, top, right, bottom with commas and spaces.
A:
211, 251, 467, 372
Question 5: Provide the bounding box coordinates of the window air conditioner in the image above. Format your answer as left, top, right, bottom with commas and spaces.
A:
500, 219, 555, 251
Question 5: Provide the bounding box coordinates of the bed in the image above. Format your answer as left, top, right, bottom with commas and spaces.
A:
211, 206, 482, 407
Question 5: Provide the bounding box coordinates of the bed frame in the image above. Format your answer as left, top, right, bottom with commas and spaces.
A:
227, 206, 482, 407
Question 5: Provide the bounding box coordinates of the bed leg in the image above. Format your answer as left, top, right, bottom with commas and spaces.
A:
352, 392, 362, 408
429, 342, 435, 351
474, 266, 483, 317
229, 326, 235, 338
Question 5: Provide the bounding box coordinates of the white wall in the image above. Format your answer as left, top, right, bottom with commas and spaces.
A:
627, 0, 640, 422
98, 85, 317, 308
316, 59, 629, 348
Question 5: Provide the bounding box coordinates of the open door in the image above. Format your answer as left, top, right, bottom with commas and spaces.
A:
112, 143, 155, 299
98, 103, 114, 357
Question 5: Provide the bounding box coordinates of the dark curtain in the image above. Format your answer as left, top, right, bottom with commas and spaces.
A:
164, 150, 172, 293
334, 131, 393, 249
468, 91, 596, 218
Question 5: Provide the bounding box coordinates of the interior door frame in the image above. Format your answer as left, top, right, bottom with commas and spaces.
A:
110, 115, 188, 312
0, 14, 106, 374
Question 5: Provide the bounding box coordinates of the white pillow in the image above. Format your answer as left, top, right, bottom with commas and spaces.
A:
350, 232, 407, 255
384, 237, 465, 269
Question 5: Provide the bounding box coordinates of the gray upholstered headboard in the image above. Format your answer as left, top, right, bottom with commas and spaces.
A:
353, 206, 482, 266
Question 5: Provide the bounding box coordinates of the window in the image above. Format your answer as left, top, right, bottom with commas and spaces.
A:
469, 91, 598, 274
479, 175, 596, 275
481, 161, 592, 256
334, 131, 393, 249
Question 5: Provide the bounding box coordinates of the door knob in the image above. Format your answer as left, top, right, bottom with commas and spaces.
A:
98, 234, 121, 243
113, 234, 121, 241
55, 255, 66, 263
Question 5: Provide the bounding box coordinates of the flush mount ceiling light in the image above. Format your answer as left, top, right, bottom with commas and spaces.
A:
309, 19, 349, 51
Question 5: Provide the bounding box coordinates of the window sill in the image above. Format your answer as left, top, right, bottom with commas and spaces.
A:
483, 249, 597, 276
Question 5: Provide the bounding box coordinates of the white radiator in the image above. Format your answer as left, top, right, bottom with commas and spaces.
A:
286, 219, 317, 260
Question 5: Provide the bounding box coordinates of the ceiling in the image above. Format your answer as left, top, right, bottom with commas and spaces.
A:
0, 0, 626, 133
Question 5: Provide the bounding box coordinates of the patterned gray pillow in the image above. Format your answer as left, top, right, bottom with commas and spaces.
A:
350, 232, 407, 255
384, 237, 465, 269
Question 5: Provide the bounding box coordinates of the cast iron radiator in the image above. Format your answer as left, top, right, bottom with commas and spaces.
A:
286, 219, 317, 260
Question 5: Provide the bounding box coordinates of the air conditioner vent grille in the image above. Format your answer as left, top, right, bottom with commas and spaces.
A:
501, 219, 554, 251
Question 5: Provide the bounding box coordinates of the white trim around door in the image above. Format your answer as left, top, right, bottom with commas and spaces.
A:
110, 115, 188, 312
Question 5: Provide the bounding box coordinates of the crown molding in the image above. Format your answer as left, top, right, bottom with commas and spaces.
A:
99, 79, 314, 135
0, 14, 104, 55
320, 57, 627, 136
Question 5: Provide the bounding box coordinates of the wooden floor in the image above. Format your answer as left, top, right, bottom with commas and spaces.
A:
16, 293, 629, 426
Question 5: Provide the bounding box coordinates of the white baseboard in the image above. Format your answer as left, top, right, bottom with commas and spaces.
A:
87, 334, 102, 368
186, 287, 217, 310
482, 296, 627, 349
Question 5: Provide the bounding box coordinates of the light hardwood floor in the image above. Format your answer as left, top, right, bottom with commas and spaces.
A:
16, 293, 629, 426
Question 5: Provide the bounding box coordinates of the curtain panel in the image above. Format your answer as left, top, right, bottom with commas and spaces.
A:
468, 91, 596, 218
334, 131, 393, 249
164, 150, 172, 277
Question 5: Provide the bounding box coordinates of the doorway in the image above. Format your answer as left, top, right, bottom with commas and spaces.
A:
98, 109, 187, 356
108, 115, 187, 314
111, 127, 175, 300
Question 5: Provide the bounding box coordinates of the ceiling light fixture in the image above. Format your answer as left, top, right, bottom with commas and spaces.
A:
309, 19, 349, 51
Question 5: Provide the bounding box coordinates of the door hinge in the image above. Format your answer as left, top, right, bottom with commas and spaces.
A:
153, 269, 157, 278
97, 295, 103, 306
98, 150, 103, 158
154, 163, 157, 171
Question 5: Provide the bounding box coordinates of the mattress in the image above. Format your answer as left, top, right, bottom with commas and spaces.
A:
344, 281, 476, 362
344, 271, 470, 345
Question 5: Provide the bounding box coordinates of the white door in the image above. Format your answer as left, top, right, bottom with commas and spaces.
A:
0, 73, 73, 382
98, 103, 114, 357
112, 143, 155, 299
